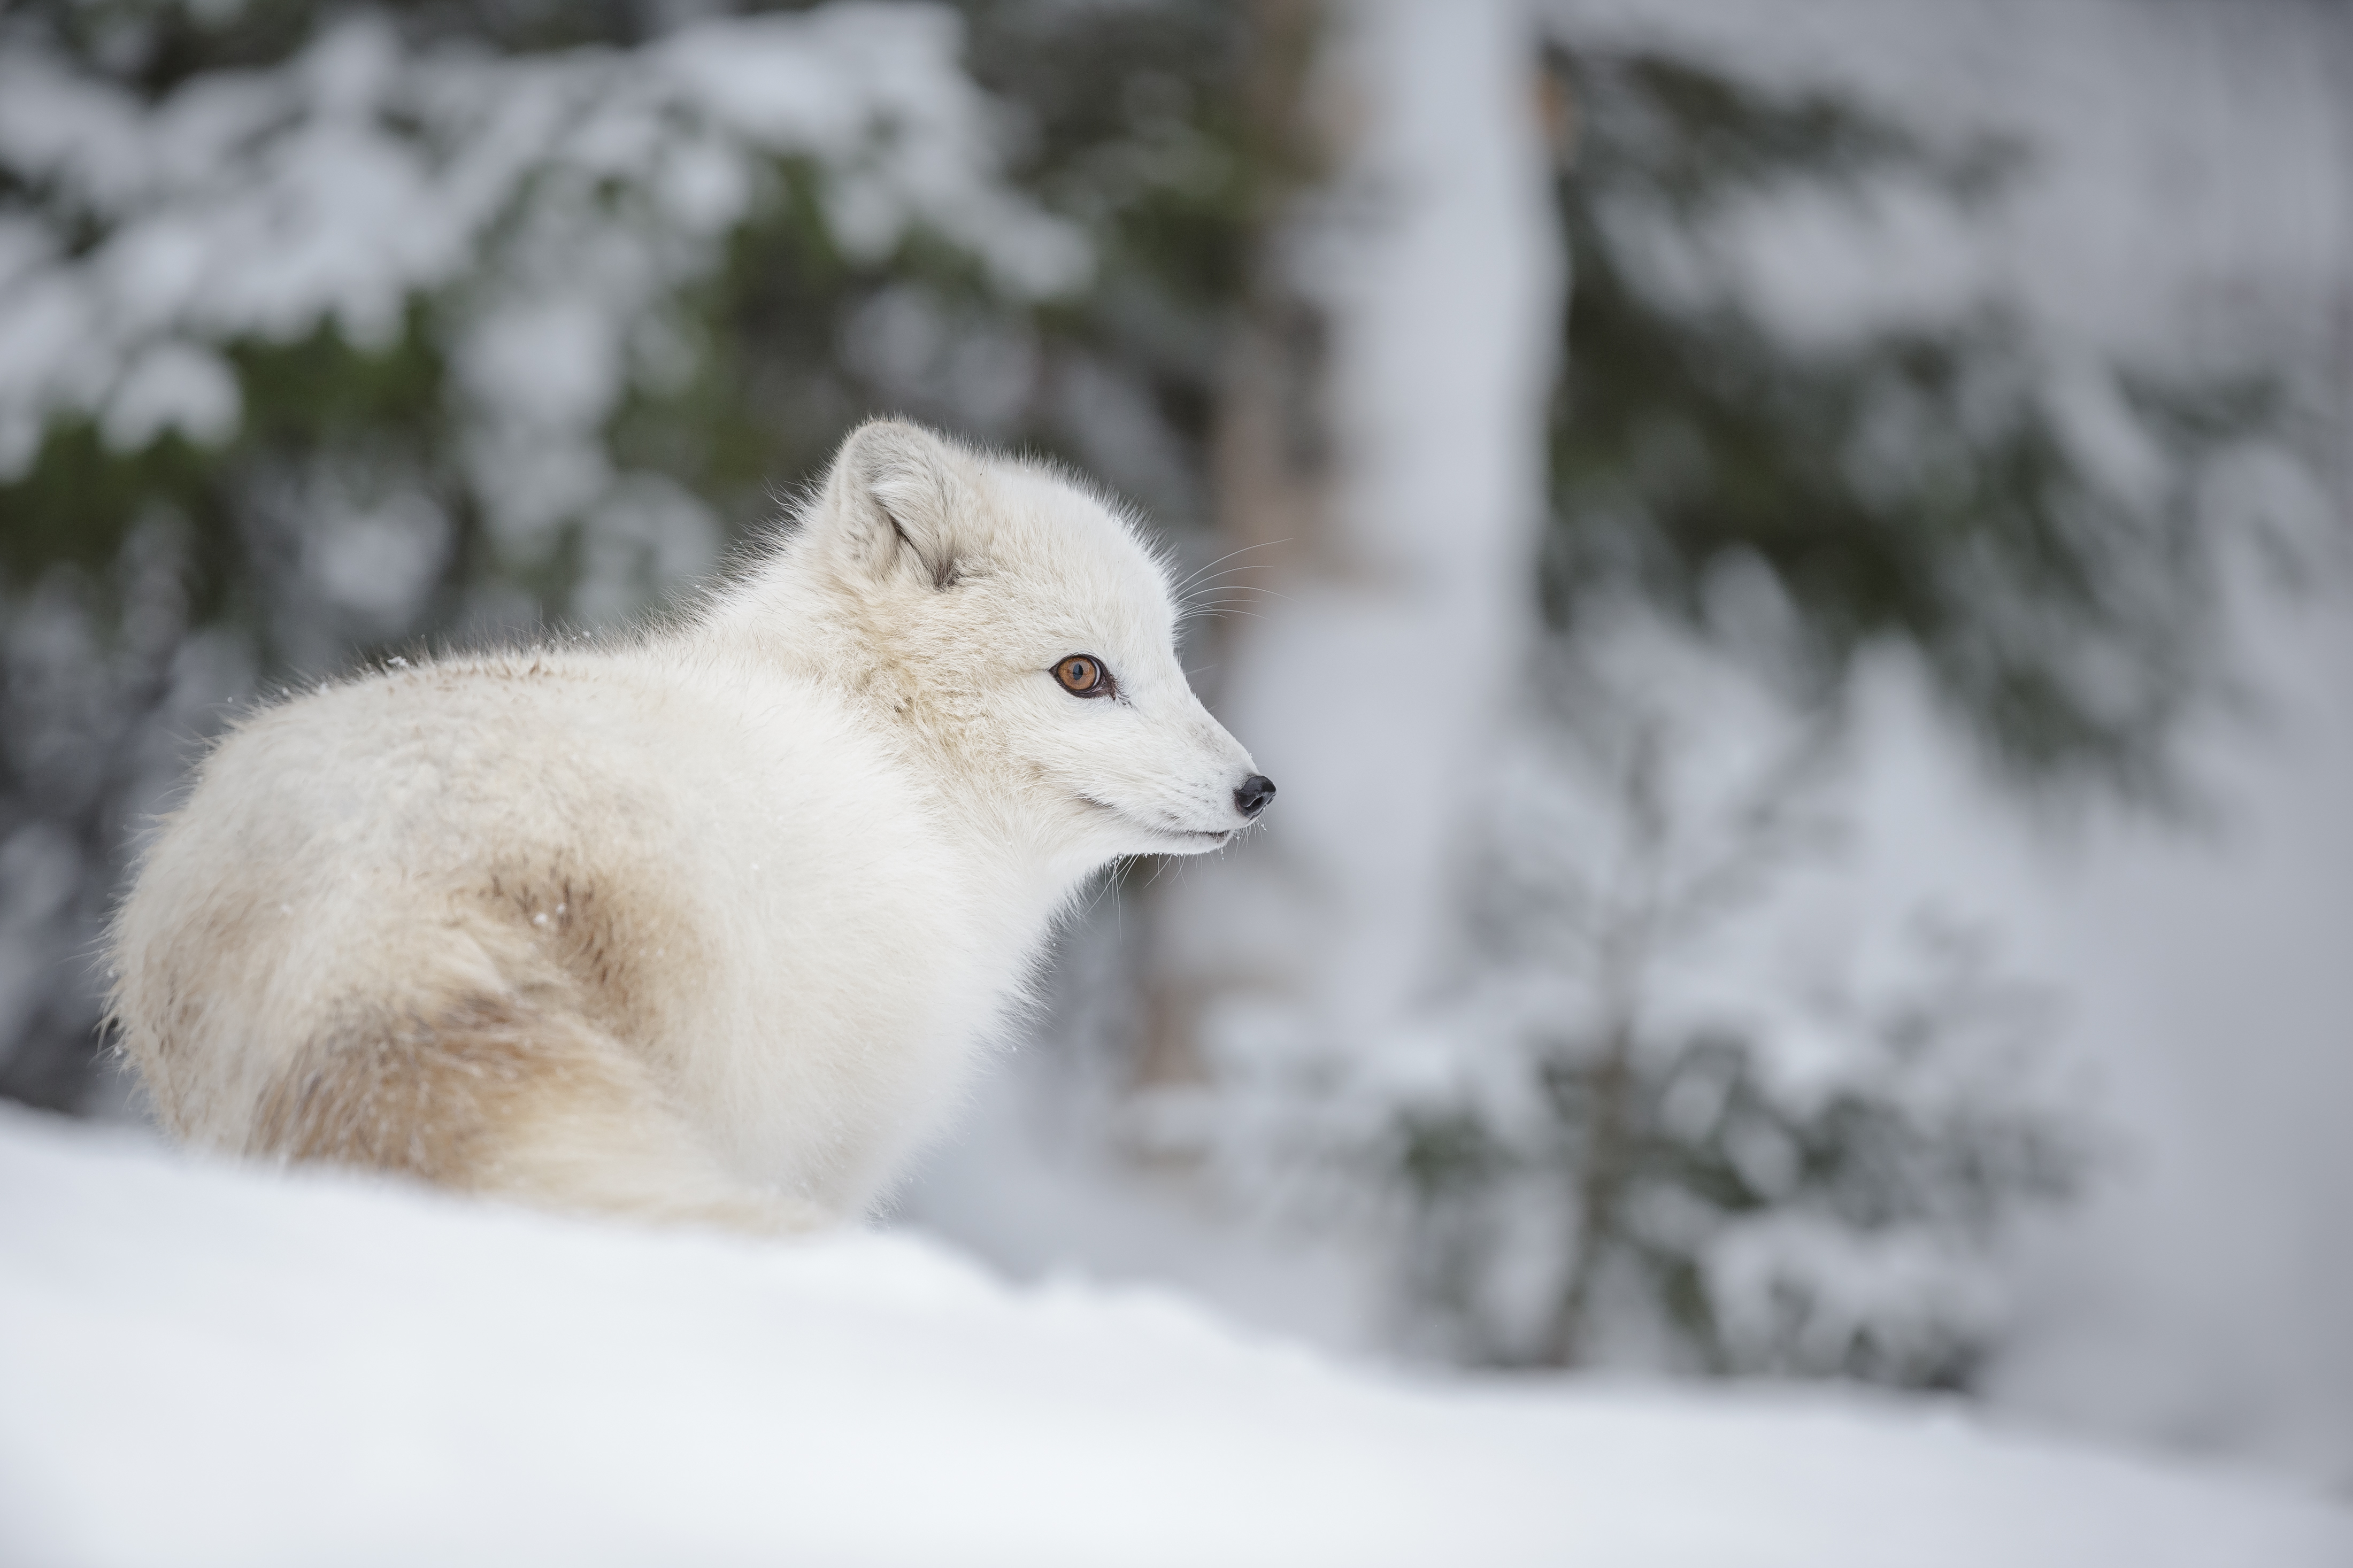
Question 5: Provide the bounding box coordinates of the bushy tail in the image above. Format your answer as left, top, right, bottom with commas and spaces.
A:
250, 985, 818, 1233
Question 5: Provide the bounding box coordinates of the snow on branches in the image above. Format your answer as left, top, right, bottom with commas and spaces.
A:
0, 5, 1087, 551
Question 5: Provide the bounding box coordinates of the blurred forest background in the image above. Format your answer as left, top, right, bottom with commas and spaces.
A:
2, 0, 2346, 1488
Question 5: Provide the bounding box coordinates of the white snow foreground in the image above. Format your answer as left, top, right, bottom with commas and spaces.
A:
2, 1107, 2344, 1568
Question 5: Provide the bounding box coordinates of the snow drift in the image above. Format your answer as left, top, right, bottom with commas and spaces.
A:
1, 1105, 2344, 1566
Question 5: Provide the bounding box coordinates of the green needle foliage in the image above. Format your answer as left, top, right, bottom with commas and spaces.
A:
1542, 47, 2294, 799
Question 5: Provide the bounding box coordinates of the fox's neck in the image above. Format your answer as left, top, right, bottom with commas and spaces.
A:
685, 573, 1096, 951
933, 784, 1100, 955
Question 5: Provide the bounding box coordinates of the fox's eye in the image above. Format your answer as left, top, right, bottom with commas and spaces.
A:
1054, 655, 1109, 697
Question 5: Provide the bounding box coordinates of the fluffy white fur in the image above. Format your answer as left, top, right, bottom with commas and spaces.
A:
108, 419, 1268, 1232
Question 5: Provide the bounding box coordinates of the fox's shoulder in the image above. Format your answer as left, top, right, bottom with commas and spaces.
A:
217, 640, 843, 752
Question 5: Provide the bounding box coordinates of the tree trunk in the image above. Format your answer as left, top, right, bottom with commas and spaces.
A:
1139, 0, 1565, 1119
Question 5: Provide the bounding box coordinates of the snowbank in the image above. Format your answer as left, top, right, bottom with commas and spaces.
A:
1, 1105, 2342, 1568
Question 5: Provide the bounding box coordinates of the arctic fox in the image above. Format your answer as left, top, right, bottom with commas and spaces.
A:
108, 419, 1274, 1233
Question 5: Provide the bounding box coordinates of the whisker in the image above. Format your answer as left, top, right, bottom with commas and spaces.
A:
1180, 567, 1282, 593
1185, 593, 1293, 613
1172, 543, 1279, 595
1170, 540, 1288, 598
1179, 585, 1296, 615
1176, 578, 1286, 608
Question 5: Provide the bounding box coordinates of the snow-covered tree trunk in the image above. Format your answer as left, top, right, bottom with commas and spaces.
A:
1147, 0, 1563, 1093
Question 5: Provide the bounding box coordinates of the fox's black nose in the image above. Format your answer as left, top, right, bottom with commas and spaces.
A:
1234, 774, 1277, 818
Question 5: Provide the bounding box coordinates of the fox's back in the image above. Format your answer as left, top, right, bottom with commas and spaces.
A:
112, 645, 991, 1200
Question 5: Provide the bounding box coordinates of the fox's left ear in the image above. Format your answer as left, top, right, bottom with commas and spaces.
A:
819, 418, 972, 590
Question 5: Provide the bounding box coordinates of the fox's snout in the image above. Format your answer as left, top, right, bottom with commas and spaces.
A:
1234, 774, 1277, 820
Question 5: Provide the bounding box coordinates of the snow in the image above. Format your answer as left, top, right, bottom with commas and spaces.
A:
3, 1106, 2346, 1568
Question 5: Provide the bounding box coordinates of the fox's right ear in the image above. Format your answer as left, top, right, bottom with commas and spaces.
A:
816, 418, 971, 591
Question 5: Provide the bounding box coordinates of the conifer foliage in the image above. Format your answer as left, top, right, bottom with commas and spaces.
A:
1540, 47, 2290, 798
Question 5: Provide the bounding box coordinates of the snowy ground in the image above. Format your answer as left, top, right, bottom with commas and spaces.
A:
3, 1107, 2346, 1567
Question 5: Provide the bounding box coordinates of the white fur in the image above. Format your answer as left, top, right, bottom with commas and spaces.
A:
108, 420, 1267, 1231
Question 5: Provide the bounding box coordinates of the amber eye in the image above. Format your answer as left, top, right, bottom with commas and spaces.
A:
1054, 654, 1107, 696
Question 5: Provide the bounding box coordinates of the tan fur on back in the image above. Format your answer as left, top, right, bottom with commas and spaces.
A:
108, 421, 1266, 1233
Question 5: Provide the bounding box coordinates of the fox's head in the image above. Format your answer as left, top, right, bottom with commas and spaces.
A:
750, 418, 1273, 872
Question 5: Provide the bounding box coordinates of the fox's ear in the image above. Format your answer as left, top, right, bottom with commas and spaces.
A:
819, 418, 971, 590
